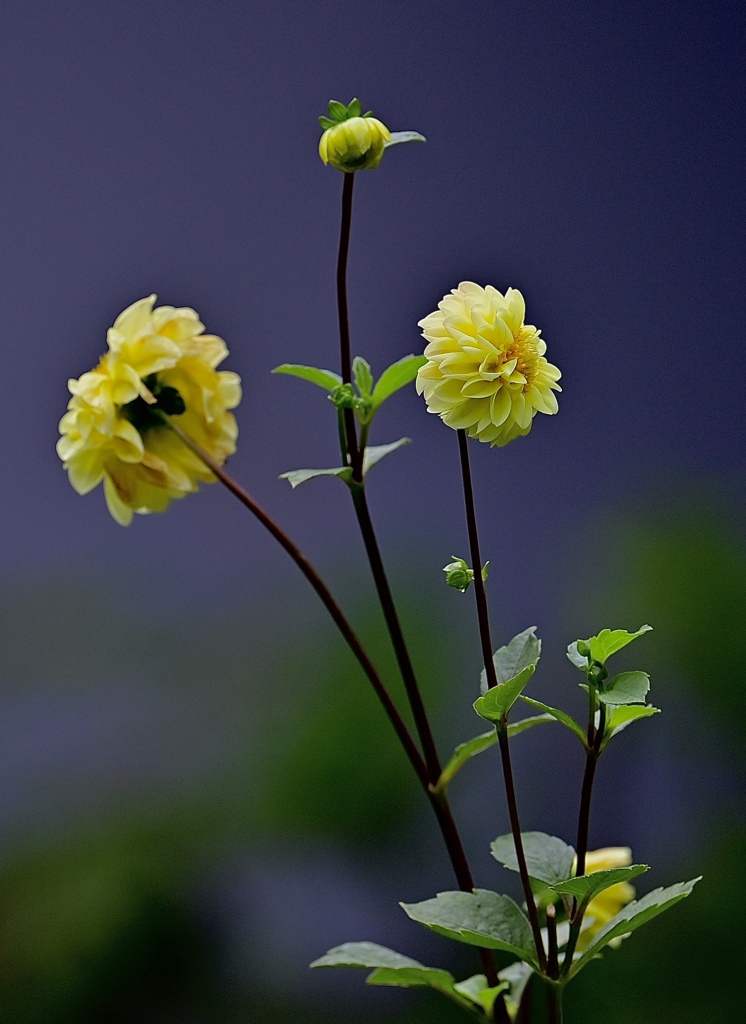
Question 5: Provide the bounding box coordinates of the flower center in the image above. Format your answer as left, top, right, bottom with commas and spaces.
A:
121, 373, 186, 433
505, 328, 540, 390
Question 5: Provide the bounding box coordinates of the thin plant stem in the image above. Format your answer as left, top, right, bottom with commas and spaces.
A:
546, 904, 559, 979
456, 428, 547, 972
350, 485, 442, 781
332, 172, 505, 1000
165, 417, 506, 996
336, 171, 361, 475
561, 696, 607, 974
161, 416, 428, 790
546, 981, 564, 1024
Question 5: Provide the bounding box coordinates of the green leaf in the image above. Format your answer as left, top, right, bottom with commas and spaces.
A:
371, 355, 427, 408
600, 704, 660, 751
384, 130, 427, 147
474, 665, 535, 723
328, 99, 348, 121
552, 865, 649, 903
518, 695, 588, 746
436, 716, 551, 793
480, 627, 541, 694
453, 974, 509, 1013
566, 641, 589, 671
499, 962, 533, 1018
436, 731, 496, 790
311, 941, 421, 971
362, 437, 411, 474
318, 116, 336, 130
400, 890, 538, 967
509, 713, 555, 738
272, 363, 342, 392
347, 97, 362, 117
569, 878, 701, 978
598, 671, 650, 706
352, 356, 374, 397
280, 466, 353, 489
586, 625, 652, 665
491, 832, 576, 887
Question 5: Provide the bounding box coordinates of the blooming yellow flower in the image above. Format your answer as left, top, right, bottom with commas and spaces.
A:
57, 295, 241, 525
319, 115, 391, 172
416, 282, 561, 446
576, 847, 636, 949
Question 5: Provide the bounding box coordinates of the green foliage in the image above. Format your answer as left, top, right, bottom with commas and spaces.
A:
453, 973, 509, 1014
362, 437, 411, 473
553, 865, 649, 903
598, 670, 650, 706
319, 98, 373, 128
352, 356, 374, 397
435, 715, 552, 792
279, 466, 353, 489
401, 890, 538, 966
568, 626, 652, 670
271, 363, 342, 391
384, 130, 428, 147
491, 832, 576, 887
371, 354, 426, 407
518, 695, 587, 745
279, 439, 410, 489
600, 704, 660, 750
568, 878, 701, 980
481, 626, 541, 693
474, 665, 535, 723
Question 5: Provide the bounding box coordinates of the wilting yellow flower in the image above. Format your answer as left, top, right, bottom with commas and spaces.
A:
576, 847, 636, 949
416, 282, 561, 446
319, 116, 391, 172
57, 295, 241, 526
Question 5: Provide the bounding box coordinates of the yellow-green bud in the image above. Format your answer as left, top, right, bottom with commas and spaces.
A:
443, 556, 475, 593
319, 115, 391, 172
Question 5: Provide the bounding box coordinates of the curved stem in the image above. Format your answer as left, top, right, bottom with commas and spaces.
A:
351, 485, 442, 781
166, 421, 504, 997
162, 417, 428, 790
457, 429, 547, 972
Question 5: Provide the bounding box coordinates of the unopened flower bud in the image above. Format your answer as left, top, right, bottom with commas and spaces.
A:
318, 99, 391, 172
443, 556, 475, 593
588, 661, 608, 687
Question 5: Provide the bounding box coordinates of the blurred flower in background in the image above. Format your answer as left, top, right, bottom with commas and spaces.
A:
57, 296, 241, 525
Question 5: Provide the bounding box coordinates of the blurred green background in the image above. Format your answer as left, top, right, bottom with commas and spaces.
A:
1, 491, 743, 1023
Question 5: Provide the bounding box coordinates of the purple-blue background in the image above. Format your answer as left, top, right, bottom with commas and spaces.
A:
0, 1, 744, 1021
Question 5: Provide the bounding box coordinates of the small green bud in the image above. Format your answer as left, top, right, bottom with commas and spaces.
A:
576, 640, 591, 659
352, 356, 374, 398
587, 661, 608, 687
329, 383, 356, 410
443, 556, 475, 593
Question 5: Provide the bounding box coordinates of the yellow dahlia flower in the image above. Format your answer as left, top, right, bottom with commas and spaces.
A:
319, 107, 391, 172
57, 295, 241, 526
577, 846, 636, 950
416, 282, 561, 446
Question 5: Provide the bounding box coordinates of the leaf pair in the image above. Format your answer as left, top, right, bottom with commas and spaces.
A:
274, 354, 426, 489
311, 941, 526, 1018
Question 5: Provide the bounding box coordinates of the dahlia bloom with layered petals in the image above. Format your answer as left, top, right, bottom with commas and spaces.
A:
416, 282, 561, 446
57, 295, 241, 525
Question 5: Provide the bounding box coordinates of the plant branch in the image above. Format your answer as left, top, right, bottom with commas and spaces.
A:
162, 417, 428, 790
